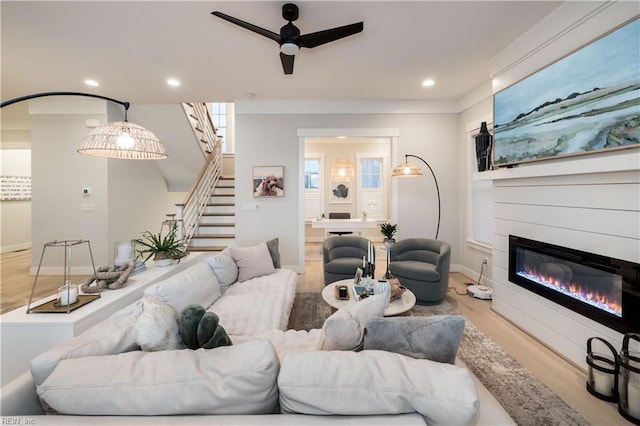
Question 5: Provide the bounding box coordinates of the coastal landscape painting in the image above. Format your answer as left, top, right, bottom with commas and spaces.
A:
493, 18, 639, 167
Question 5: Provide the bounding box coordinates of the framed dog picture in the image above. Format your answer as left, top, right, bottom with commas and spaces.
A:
253, 166, 284, 198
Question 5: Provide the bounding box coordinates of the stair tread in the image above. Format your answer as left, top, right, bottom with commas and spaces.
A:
192, 234, 235, 239
202, 212, 235, 217
207, 203, 235, 206
188, 246, 228, 252
198, 223, 235, 227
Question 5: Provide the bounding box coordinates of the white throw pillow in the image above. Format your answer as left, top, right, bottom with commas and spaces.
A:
134, 296, 185, 351
230, 242, 276, 282
278, 350, 479, 425
318, 294, 386, 351
143, 262, 222, 312
37, 341, 280, 416
204, 252, 238, 292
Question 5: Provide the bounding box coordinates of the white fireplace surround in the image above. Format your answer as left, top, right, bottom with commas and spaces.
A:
476, 150, 639, 369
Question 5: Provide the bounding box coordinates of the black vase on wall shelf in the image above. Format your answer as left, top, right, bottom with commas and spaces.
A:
475, 122, 493, 172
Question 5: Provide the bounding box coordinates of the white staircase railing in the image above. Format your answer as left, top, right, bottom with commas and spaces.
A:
176, 103, 222, 246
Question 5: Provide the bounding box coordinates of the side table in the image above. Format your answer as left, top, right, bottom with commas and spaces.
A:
321, 279, 416, 317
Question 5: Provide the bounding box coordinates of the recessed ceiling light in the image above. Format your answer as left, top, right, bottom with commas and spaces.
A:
84, 79, 99, 87
422, 79, 435, 87
166, 78, 181, 87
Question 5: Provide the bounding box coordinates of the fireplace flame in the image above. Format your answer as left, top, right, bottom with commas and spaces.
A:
518, 267, 622, 317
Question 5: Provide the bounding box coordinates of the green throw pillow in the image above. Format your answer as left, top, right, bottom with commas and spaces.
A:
179, 304, 232, 349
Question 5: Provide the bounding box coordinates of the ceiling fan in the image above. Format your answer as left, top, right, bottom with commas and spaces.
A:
211, 3, 363, 75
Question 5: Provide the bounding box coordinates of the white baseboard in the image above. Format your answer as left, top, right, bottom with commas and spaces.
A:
1, 243, 31, 254
457, 265, 493, 287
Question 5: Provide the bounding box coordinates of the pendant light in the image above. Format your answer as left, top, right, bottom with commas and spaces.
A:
330, 138, 354, 181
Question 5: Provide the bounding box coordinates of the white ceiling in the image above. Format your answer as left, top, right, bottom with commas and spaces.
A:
1, 1, 564, 106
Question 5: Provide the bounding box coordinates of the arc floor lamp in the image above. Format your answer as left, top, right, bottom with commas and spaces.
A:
391, 154, 441, 239
1, 91, 167, 160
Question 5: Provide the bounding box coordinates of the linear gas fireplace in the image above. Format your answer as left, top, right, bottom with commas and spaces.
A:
509, 235, 639, 334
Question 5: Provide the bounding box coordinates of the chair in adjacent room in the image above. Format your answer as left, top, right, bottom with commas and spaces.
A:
327, 212, 353, 236
323, 236, 374, 286
388, 238, 450, 305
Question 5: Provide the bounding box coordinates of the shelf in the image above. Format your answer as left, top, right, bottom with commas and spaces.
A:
473, 149, 639, 181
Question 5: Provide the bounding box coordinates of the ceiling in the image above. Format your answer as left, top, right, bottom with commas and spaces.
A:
1, 1, 564, 107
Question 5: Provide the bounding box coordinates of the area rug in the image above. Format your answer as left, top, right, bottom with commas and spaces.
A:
287, 292, 588, 426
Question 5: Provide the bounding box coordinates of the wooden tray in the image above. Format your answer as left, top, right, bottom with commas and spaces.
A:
28, 294, 100, 313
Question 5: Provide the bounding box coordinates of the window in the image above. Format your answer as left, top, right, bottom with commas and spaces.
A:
361, 159, 381, 189
304, 159, 320, 189
304, 157, 323, 220
472, 179, 493, 244
467, 122, 493, 246
359, 157, 385, 220
209, 103, 228, 152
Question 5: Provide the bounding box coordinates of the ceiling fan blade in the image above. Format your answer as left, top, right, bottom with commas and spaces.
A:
211, 11, 281, 43
299, 22, 363, 49
280, 53, 295, 75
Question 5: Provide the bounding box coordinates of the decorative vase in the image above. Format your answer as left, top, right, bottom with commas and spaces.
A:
373, 280, 391, 307
383, 238, 395, 249
475, 122, 493, 172
153, 253, 173, 267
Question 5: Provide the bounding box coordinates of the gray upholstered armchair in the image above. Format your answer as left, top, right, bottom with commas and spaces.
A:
388, 238, 450, 304
323, 236, 374, 286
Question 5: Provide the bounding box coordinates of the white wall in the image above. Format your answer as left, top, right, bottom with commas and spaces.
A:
234, 108, 460, 272
0, 149, 32, 252
472, 1, 640, 368
28, 99, 177, 273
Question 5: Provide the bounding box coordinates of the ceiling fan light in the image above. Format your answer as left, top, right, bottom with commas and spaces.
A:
280, 42, 300, 55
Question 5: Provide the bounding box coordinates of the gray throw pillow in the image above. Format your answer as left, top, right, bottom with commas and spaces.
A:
363, 315, 465, 364
266, 238, 281, 268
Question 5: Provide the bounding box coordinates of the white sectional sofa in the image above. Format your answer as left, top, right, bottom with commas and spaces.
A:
1, 241, 514, 425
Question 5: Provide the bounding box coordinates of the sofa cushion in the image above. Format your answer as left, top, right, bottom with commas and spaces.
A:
363, 315, 465, 364
31, 306, 139, 386
204, 252, 238, 292
318, 294, 386, 351
37, 341, 280, 416
231, 242, 276, 282
278, 350, 479, 425
135, 296, 186, 351
144, 262, 222, 312
266, 237, 281, 268
209, 268, 298, 335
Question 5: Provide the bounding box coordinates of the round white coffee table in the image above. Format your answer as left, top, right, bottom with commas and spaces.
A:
321, 279, 416, 316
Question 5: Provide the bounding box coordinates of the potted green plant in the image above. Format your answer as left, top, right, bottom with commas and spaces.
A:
133, 223, 186, 267
379, 222, 398, 248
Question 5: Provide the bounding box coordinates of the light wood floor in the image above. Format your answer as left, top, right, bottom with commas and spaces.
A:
1, 247, 629, 425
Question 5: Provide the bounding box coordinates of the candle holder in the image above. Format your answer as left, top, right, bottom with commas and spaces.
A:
618, 333, 640, 425
586, 337, 619, 402
27, 240, 100, 314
